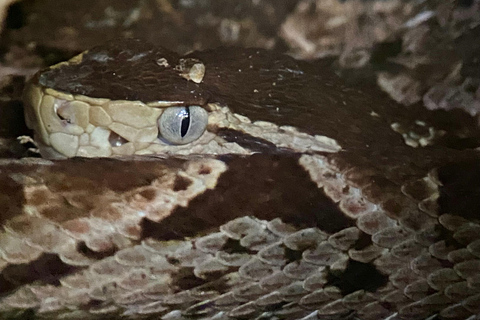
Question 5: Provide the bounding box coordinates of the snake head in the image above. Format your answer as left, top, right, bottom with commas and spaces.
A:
23, 38, 341, 159
23, 39, 213, 158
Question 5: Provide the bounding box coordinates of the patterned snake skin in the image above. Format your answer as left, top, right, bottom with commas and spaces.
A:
1, 39, 480, 320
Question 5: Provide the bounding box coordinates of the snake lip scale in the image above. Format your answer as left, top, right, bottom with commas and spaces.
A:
1, 38, 480, 320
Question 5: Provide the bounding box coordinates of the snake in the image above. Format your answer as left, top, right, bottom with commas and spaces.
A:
1, 38, 480, 320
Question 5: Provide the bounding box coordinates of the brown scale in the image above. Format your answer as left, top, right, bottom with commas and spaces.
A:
1, 39, 480, 320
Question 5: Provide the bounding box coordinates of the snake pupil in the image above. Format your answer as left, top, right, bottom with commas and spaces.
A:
180, 106, 190, 137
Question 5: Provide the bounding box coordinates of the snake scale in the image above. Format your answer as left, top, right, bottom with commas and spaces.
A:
1, 38, 480, 320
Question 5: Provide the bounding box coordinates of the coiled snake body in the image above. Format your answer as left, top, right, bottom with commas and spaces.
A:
1, 39, 480, 320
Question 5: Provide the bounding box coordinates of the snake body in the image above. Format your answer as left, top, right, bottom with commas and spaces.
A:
1, 39, 480, 319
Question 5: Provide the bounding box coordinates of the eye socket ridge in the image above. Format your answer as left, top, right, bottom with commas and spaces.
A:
157, 105, 208, 145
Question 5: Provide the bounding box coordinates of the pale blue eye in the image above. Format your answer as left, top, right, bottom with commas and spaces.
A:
158, 106, 208, 145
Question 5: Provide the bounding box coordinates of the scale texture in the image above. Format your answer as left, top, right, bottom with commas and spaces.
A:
1, 39, 480, 320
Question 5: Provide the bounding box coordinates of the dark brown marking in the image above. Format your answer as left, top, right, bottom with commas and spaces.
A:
137, 188, 157, 201
216, 128, 291, 154
141, 154, 356, 241
353, 231, 373, 250
171, 267, 208, 291
37, 38, 209, 104
284, 247, 303, 263
0, 100, 30, 139
0, 172, 25, 225
166, 257, 180, 265
173, 175, 193, 192
437, 160, 480, 220
198, 165, 211, 175
0, 157, 189, 225
0, 254, 79, 295
44, 159, 158, 193
220, 238, 254, 255
326, 261, 389, 295
82, 299, 109, 312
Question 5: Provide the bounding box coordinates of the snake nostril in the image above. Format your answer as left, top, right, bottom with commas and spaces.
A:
108, 131, 128, 147
56, 102, 73, 124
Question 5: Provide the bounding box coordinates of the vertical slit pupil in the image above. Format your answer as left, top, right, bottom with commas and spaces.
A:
180, 106, 190, 137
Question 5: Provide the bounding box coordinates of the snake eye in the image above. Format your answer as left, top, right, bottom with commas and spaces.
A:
157, 106, 208, 145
